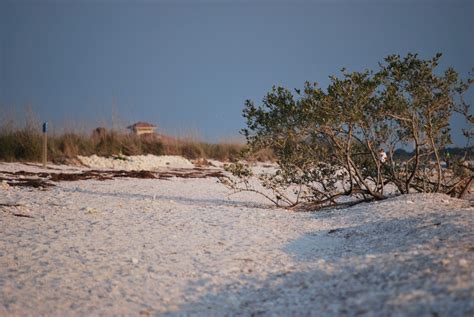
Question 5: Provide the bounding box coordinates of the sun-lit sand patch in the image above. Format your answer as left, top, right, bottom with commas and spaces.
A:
78, 154, 195, 170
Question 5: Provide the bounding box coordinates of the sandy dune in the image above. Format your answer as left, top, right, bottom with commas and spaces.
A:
0, 162, 473, 316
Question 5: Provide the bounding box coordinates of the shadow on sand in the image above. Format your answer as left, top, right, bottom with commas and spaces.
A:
160, 214, 473, 316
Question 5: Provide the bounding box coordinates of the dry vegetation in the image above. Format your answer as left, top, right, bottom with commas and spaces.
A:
0, 114, 250, 162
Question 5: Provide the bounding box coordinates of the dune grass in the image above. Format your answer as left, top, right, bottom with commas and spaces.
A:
0, 106, 276, 163
0, 125, 251, 163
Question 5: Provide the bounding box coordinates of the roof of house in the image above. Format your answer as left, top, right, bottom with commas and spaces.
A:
127, 122, 157, 129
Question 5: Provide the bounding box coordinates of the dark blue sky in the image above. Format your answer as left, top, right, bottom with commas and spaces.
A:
1, 0, 473, 144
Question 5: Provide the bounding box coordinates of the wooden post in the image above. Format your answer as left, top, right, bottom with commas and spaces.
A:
42, 122, 48, 168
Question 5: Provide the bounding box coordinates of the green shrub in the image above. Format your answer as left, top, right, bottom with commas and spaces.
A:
224, 53, 473, 208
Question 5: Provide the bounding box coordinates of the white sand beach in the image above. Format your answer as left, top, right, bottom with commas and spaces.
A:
0, 160, 473, 316
77, 155, 195, 170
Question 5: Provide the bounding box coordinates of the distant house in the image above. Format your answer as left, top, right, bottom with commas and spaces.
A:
127, 122, 157, 136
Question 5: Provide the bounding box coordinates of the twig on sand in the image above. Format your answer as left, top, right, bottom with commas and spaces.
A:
295, 197, 378, 212
234, 258, 254, 262
0, 203, 22, 207
0, 204, 34, 218
10, 213, 34, 218
458, 177, 473, 199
